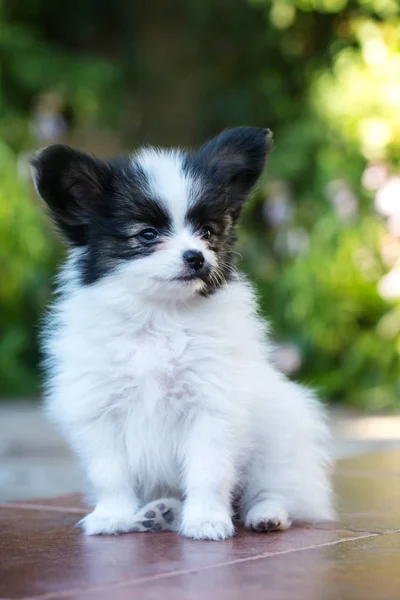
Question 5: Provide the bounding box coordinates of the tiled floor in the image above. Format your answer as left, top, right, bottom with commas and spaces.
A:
1, 450, 399, 600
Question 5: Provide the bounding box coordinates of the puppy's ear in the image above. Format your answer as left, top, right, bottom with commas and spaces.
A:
195, 127, 273, 215
31, 145, 112, 246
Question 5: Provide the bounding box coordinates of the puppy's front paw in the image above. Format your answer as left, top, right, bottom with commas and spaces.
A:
181, 512, 234, 541
78, 508, 139, 536
244, 501, 291, 533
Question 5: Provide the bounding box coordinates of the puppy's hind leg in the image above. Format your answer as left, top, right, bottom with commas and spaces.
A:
131, 498, 183, 532
241, 465, 292, 533
242, 378, 334, 533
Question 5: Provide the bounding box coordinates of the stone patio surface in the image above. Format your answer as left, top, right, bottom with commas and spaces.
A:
0, 449, 399, 599
0, 402, 400, 599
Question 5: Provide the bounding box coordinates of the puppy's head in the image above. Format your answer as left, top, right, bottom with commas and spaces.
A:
32, 127, 273, 301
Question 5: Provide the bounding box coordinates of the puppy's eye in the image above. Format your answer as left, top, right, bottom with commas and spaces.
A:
138, 227, 159, 242
200, 228, 213, 242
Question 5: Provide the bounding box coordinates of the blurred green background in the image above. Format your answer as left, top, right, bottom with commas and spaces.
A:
1, 0, 399, 409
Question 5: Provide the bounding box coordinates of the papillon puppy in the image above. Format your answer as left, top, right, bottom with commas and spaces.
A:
32, 127, 334, 540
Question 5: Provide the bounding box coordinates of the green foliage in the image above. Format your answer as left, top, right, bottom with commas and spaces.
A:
0, 1, 124, 395
235, 0, 400, 410
1, 0, 399, 409
240, 206, 400, 409
0, 142, 59, 394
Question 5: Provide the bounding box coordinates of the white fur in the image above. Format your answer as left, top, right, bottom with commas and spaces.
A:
43, 151, 334, 540
134, 149, 201, 229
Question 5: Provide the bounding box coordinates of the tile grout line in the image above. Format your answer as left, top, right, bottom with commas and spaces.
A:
18, 531, 381, 600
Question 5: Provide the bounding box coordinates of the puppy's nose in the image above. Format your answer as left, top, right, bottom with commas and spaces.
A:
183, 250, 205, 271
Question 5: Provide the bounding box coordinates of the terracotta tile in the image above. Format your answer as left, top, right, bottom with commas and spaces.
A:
61, 533, 400, 600
2, 450, 400, 599
0, 506, 366, 599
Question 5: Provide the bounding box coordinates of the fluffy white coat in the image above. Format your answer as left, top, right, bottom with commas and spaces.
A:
41, 144, 334, 540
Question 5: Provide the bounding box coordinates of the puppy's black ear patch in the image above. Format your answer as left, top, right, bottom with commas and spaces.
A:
195, 127, 273, 215
31, 145, 112, 246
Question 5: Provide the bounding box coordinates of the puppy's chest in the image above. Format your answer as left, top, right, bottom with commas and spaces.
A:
111, 324, 198, 412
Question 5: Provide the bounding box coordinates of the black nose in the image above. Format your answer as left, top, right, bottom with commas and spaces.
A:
183, 250, 205, 271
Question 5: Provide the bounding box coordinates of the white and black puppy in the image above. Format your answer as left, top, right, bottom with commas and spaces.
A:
32, 127, 334, 540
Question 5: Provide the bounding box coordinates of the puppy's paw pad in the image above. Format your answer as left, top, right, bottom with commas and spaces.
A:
245, 502, 291, 533
181, 519, 234, 541
251, 517, 290, 532
78, 510, 139, 536
133, 497, 182, 532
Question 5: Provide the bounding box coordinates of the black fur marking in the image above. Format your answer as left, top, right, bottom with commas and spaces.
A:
31, 145, 113, 246
182, 127, 273, 295
78, 161, 172, 285
190, 126, 273, 217
33, 128, 272, 290
32, 147, 172, 285
184, 190, 236, 295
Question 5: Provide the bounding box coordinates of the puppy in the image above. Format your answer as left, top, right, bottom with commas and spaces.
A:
31, 127, 334, 540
